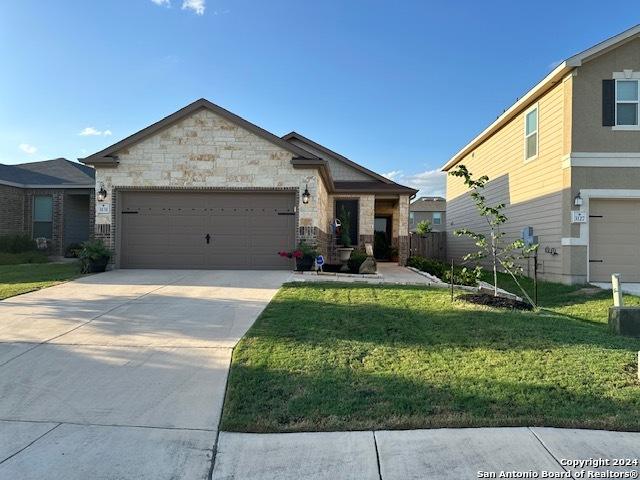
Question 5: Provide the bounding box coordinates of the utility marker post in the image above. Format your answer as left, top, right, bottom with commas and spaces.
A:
611, 273, 623, 307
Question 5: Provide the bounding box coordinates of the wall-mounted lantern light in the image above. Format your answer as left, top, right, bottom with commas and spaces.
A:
302, 184, 311, 204
97, 184, 108, 202
573, 192, 583, 207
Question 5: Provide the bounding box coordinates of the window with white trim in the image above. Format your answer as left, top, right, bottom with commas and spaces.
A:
615, 79, 639, 126
524, 105, 538, 160
409, 212, 415, 225
33, 195, 53, 239
432, 212, 442, 225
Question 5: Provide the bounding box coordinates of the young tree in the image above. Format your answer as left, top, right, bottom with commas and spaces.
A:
449, 164, 538, 306
416, 220, 432, 235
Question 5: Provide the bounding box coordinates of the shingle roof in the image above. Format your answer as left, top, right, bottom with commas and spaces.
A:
410, 196, 446, 212
0, 158, 94, 187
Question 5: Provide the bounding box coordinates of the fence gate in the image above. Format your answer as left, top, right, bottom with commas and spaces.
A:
409, 232, 446, 261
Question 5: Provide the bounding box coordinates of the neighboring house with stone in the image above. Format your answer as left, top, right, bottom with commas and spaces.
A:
443, 24, 640, 284
80, 98, 417, 269
409, 196, 446, 232
0, 158, 95, 255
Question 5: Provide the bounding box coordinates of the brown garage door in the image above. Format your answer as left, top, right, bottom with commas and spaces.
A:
589, 199, 640, 282
119, 191, 296, 269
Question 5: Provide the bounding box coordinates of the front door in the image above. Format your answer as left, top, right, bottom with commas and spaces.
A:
374, 216, 392, 259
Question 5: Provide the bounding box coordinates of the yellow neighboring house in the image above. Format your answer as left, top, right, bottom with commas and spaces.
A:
443, 24, 640, 285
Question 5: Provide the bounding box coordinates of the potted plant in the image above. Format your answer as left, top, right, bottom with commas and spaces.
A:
79, 239, 111, 273
336, 206, 354, 270
278, 241, 318, 271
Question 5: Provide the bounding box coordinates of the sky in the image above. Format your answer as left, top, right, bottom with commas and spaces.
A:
0, 1, 636, 197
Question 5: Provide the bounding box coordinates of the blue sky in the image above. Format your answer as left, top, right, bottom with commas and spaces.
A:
0, 1, 635, 196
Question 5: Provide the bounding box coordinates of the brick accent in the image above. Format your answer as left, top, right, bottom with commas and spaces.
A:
0, 184, 25, 235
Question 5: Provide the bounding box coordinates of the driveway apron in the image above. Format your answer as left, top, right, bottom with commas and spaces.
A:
0, 269, 290, 479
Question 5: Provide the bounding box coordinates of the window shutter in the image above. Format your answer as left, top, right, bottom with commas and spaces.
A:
602, 79, 615, 126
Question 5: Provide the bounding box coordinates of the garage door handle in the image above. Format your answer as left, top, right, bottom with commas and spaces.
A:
205, 234, 211, 244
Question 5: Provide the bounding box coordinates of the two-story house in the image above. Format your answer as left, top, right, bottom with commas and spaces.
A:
443, 25, 640, 284
409, 196, 446, 232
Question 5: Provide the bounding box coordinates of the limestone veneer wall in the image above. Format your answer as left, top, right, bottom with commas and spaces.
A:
94, 108, 329, 259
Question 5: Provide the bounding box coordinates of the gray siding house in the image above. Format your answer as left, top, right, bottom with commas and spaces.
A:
409, 196, 446, 232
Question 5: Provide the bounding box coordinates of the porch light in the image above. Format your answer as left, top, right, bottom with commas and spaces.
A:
97, 184, 108, 202
573, 192, 583, 207
302, 185, 311, 204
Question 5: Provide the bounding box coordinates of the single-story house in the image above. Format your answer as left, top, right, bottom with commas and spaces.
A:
409, 196, 446, 232
80, 99, 417, 270
443, 24, 640, 284
0, 158, 95, 255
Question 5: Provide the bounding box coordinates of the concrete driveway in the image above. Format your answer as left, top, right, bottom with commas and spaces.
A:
0, 269, 291, 479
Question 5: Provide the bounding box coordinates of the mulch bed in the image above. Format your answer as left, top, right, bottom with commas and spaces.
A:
457, 293, 533, 310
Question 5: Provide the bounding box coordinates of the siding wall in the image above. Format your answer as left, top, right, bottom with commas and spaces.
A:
446, 78, 571, 281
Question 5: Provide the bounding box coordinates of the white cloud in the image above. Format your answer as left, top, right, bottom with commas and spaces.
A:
390, 168, 446, 198
182, 0, 205, 15
150, 0, 170, 6
382, 170, 403, 181
19, 143, 37, 154
79, 127, 112, 137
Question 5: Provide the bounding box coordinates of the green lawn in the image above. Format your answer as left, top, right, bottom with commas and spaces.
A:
0, 262, 81, 300
221, 281, 640, 433
485, 271, 640, 323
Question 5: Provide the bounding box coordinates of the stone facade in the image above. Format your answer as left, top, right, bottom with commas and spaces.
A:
95, 109, 329, 263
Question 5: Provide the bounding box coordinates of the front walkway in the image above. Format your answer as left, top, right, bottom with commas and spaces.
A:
292, 263, 433, 285
212, 427, 640, 479
0, 269, 291, 479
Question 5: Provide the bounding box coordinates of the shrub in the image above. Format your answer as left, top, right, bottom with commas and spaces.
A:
348, 249, 368, 273
64, 243, 83, 258
0, 234, 37, 253
0, 251, 49, 265
407, 255, 479, 286
79, 239, 111, 273
415, 220, 432, 235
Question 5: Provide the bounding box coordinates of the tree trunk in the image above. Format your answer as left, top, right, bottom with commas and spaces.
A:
492, 232, 498, 296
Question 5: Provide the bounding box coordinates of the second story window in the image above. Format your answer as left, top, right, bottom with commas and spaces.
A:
616, 79, 639, 126
524, 105, 538, 160
432, 212, 442, 225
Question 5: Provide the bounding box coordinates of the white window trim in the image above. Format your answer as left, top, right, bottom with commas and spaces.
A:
432, 212, 442, 225
523, 103, 539, 162
612, 71, 640, 129
614, 79, 639, 128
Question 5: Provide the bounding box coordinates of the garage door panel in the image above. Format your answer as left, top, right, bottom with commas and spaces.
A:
589, 199, 640, 282
120, 192, 295, 269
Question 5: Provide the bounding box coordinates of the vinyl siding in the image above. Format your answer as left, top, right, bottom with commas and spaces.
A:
446, 77, 570, 281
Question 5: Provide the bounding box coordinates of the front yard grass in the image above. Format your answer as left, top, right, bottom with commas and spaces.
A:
0, 262, 81, 300
221, 282, 640, 433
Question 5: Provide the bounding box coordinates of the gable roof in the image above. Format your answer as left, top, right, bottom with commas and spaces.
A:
80, 98, 319, 166
282, 131, 393, 184
442, 24, 640, 172
0, 158, 94, 188
282, 131, 417, 195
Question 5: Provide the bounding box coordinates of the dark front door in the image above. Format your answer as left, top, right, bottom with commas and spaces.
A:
374, 216, 392, 259
119, 191, 296, 269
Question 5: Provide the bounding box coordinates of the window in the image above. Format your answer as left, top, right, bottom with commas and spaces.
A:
409, 212, 415, 225
524, 105, 538, 160
616, 79, 639, 126
33, 195, 53, 239
432, 212, 442, 225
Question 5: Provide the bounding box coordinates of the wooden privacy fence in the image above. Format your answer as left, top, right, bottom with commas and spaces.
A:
409, 232, 447, 261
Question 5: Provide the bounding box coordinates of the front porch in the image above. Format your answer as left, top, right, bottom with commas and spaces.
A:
324, 194, 410, 266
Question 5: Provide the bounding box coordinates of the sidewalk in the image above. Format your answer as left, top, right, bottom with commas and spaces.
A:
211, 427, 640, 480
